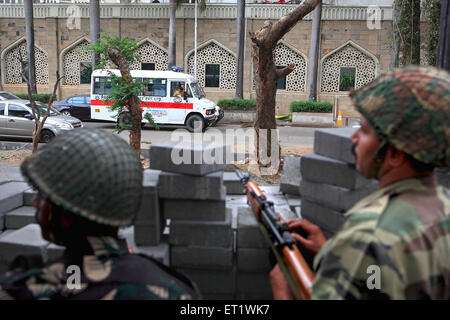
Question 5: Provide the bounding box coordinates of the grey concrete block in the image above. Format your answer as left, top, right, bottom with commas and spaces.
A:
163, 198, 226, 221
149, 141, 230, 176
23, 188, 37, 206
237, 247, 271, 272
237, 207, 269, 249
223, 171, 245, 195
280, 155, 301, 195
5, 206, 35, 230
171, 245, 233, 270
135, 241, 170, 267
314, 128, 357, 163
134, 224, 163, 247
236, 272, 272, 295
300, 179, 377, 212
0, 224, 49, 264
135, 178, 161, 226
158, 171, 225, 200
0, 166, 25, 185
176, 267, 235, 294
0, 182, 29, 214
301, 199, 347, 235
169, 209, 232, 247
301, 152, 375, 189
237, 206, 298, 249
143, 169, 161, 186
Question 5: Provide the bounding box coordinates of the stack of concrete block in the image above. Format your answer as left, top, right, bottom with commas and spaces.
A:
0, 224, 64, 274
236, 206, 297, 299
300, 128, 377, 238
280, 155, 302, 196
133, 169, 164, 247
150, 141, 235, 299
0, 182, 34, 231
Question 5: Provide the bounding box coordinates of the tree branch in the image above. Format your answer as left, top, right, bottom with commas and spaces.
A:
276, 64, 295, 79
266, 0, 321, 47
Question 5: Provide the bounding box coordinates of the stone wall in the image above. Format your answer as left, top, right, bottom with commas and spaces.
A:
0, 4, 396, 114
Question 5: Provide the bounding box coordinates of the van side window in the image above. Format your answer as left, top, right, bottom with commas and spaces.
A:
171, 81, 186, 97
142, 78, 167, 97
0, 103, 5, 115
93, 77, 112, 95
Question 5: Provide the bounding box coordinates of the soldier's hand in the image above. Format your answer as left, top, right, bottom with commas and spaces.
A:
288, 219, 327, 256
269, 264, 295, 300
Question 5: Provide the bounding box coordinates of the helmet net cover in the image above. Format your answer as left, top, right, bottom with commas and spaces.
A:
349, 66, 450, 167
21, 128, 143, 227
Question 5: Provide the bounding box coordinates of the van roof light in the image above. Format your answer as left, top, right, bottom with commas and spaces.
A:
171, 66, 184, 72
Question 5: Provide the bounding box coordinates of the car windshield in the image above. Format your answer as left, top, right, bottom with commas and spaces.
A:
0, 92, 21, 100
190, 82, 206, 99
26, 102, 60, 116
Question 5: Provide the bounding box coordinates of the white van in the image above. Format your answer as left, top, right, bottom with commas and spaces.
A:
90, 69, 217, 132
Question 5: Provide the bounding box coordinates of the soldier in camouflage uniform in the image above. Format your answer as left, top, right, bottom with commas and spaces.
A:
270, 66, 450, 299
0, 128, 201, 300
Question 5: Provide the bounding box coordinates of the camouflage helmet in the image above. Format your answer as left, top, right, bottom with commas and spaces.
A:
350, 66, 450, 167
21, 128, 143, 227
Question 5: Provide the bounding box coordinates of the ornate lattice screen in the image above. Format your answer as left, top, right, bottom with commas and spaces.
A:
63, 40, 92, 85
4, 40, 49, 85
187, 41, 236, 89
129, 40, 168, 71
320, 43, 376, 92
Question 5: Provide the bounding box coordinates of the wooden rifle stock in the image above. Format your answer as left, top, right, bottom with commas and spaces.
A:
238, 172, 314, 300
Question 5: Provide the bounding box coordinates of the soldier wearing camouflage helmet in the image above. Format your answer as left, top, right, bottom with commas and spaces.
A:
0, 128, 200, 300
270, 66, 450, 299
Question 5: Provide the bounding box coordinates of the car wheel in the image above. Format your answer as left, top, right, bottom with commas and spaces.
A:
186, 114, 205, 133
61, 110, 71, 116
39, 130, 55, 143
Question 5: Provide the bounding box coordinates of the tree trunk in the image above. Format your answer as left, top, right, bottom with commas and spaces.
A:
90, 0, 101, 70
250, 0, 320, 171
235, 0, 246, 99
168, 0, 177, 69
108, 48, 142, 156
436, 0, 450, 71
24, 0, 37, 94
308, 2, 321, 101
390, 0, 401, 69
411, 0, 421, 65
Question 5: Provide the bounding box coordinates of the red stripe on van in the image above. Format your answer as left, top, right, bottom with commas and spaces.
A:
91, 99, 193, 110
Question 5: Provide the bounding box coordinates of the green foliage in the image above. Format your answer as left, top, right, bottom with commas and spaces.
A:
423, 0, 441, 66
394, 0, 421, 66
87, 34, 158, 134
16, 93, 54, 103
217, 98, 256, 110
290, 101, 332, 113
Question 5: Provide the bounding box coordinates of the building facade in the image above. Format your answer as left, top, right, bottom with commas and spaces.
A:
0, 3, 418, 114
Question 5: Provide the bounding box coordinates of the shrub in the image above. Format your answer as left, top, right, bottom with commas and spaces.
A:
217, 98, 256, 111
16, 93, 54, 104
290, 100, 332, 113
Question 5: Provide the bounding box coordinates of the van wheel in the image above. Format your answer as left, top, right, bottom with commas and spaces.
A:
186, 114, 205, 133
39, 130, 55, 143
118, 112, 131, 126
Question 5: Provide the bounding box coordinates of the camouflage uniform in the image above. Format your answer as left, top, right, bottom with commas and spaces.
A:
0, 236, 200, 300
312, 67, 450, 299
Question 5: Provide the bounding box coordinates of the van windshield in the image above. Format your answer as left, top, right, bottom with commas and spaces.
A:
190, 82, 206, 99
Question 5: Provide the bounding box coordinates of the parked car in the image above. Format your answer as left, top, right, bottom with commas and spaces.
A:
52, 94, 91, 120
0, 99, 83, 143
0, 91, 22, 101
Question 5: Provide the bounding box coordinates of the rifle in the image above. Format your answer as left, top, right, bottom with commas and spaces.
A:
236, 169, 314, 300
